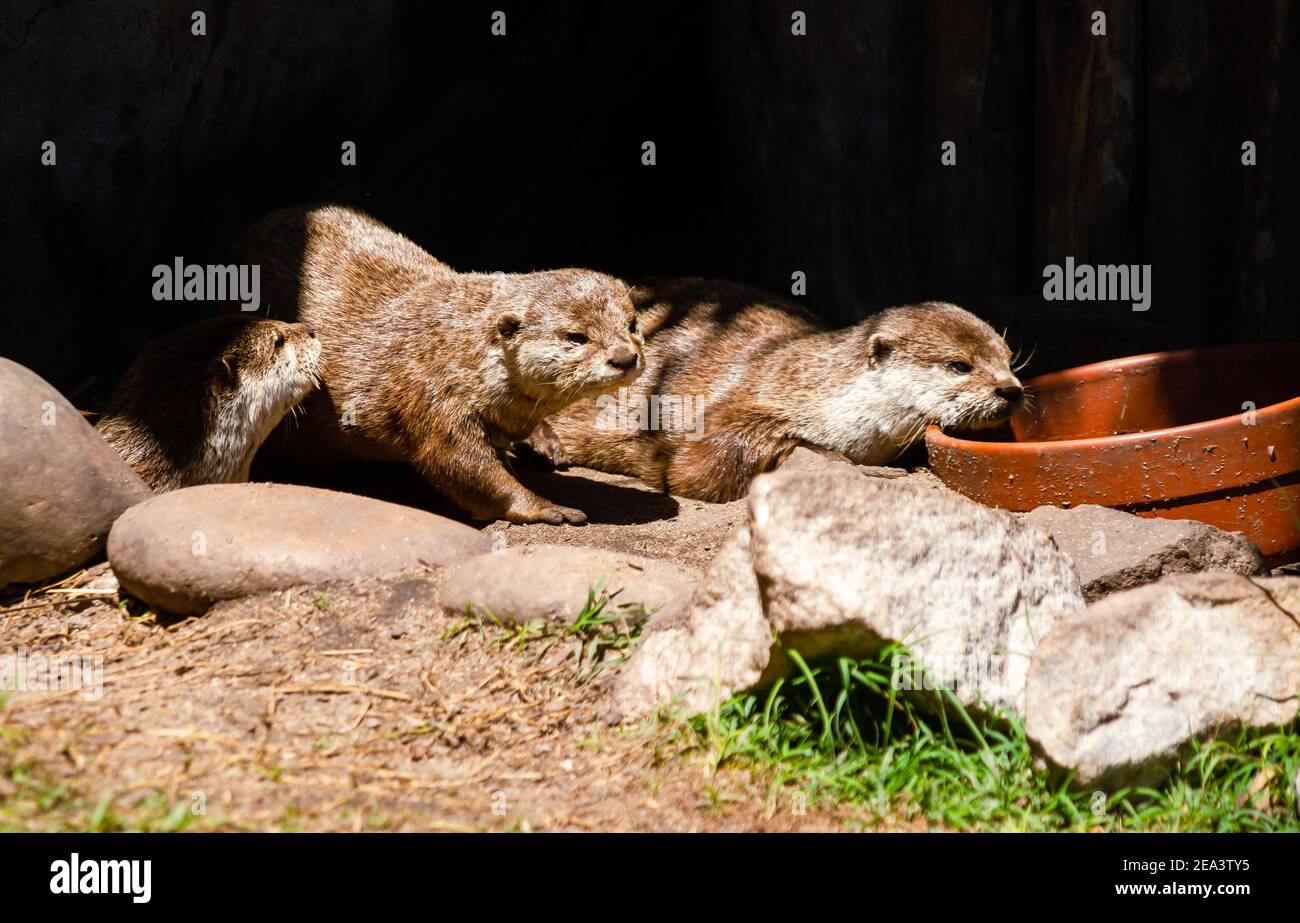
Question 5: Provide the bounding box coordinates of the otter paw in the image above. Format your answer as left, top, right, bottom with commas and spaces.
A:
540, 504, 588, 525
508, 502, 587, 525
517, 423, 571, 469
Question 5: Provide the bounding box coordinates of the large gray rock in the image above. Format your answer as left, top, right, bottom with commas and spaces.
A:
1026, 573, 1300, 791
440, 545, 694, 626
0, 358, 152, 588
1022, 504, 1268, 601
750, 470, 1084, 717
612, 467, 1085, 719
108, 483, 490, 614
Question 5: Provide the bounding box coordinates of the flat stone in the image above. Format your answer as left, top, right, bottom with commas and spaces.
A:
439, 545, 694, 626
0, 358, 152, 588
1025, 573, 1300, 790
778, 445, 909, 480
611, 467, 1085, 720
107, 483, 491, 614
1022, 503, 1268, 601
857, 465, 910, 479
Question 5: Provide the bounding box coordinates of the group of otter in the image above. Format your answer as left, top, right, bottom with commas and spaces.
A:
97, 205, 1025, 523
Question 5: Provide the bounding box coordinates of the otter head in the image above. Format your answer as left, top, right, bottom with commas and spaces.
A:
493, 269, 644, 402
211, 317, 323, 424
863, 301, 1023, 435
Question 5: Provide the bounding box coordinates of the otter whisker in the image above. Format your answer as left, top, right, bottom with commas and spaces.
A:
900, 414, 929, 448
1013, 343, 1037, 374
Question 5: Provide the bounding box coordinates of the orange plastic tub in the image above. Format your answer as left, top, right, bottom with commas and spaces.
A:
926, 342, 1300, 565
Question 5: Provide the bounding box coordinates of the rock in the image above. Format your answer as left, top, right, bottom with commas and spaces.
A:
750, 469, 1084, 717
778, 445, 909, 481
107, 483, 490, 614
611, 467, 1085, 720
1025, 573, 1300, 790
439, 545, 694, 626
0, 358, 152, 588
612, 528, 771, 717
1022, 504, 1268, 601
897, 467, 948, 491
858, 465, 911, 480
777, 446, 857, 476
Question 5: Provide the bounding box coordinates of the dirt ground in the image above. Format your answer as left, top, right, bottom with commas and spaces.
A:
0, 466, 908, 832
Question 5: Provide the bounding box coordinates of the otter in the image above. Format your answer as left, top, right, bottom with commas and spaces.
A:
538, 278, 1024, 502
97, 315, 322, 491
233, 205, 643, 524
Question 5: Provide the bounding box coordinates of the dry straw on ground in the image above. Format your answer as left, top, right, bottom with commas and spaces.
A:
1, 561, 897, 832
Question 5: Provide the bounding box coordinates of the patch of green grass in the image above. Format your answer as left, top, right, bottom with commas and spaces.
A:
563, 582, 647, 679
687, 643, 1300, 832
472, 579, 649, 681
88, 791, 199, 833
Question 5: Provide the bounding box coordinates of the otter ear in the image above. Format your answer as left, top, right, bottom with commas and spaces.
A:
496, 312, 522, 338
866, 333, 892, 367
218, 355, 237, 386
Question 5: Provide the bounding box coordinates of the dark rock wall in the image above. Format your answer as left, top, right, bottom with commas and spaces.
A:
2, 1, 1296, 398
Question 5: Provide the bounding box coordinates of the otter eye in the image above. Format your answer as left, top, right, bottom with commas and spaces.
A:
946, 360, 972, 375
566, 332, 589, 345
274, 334, 286, 349
629, 318, 638, 333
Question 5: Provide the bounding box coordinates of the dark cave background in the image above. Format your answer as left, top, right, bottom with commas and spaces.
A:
2, 0, 1297, 401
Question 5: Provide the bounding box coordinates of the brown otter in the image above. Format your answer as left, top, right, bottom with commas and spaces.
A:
539, 278, 1024, 502
233, 205, 643, 524
97, 315, 322, 491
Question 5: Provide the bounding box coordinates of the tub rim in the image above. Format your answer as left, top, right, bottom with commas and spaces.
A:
926, 341, 1300, 456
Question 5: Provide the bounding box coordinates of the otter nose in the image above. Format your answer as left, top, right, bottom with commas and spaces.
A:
995, 381, 1024, 404
607, 349, 638, 372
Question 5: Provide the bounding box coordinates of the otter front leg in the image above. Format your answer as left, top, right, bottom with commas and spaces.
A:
514, 420, 571, 469
411, 424, 586, 525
